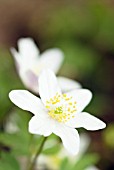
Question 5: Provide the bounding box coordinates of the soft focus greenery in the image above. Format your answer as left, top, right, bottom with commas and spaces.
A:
0, 0, 114, 169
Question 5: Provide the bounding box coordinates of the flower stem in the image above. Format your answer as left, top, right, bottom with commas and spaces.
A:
28, 136, 47, 170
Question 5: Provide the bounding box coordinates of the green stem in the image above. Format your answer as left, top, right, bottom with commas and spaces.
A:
28, 136, 47, 170
26, 134, 34, 169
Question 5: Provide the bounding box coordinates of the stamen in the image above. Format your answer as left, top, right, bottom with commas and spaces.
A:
46, 93, 77, 123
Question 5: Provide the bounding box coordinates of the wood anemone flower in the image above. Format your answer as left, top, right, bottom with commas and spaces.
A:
9, 69, 106, 155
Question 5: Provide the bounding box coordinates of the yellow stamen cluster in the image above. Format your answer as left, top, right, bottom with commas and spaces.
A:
46, 93, 77, 123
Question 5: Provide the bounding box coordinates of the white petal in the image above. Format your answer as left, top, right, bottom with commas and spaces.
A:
53, 124, 80, 155
57, 76, 82, 92
18, 37, 40, 61
79, 133, 90, 156
10, 47, 21, 68
39, 48, 64, 74
67, 112, 106, 130
39, 69, 61, 105
66, 89, 92, 113
10, 48, 29, 73
19, 70, 39, 93
9, 90, 46, 117
29, 116, 55, 136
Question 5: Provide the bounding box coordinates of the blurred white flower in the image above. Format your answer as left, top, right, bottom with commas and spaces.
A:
5, 111, 19, 133
9, 69, 106, 155
85, 166, 100, 170
11, 38, 81, 93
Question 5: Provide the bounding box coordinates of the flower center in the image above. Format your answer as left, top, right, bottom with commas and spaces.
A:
54, 107, 63, 114
32, 64, 44, 75
46, 93, 77, 123
32, 63, 47, 75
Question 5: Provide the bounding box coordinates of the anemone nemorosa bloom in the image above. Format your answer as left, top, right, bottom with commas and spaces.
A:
11, 38, 81, 93
9, 69, 106, 155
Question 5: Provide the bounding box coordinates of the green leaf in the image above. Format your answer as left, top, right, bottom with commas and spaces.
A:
0, 152, 20, 170
60, 157, 73, 170
0, 133, 29, 156
42, 145, 61, 155
72, 153, 99, 170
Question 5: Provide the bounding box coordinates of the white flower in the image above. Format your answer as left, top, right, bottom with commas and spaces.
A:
11, 38, 81, 93
9, 69, 106, 155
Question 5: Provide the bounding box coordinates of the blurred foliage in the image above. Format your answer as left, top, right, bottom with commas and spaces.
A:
42, 145, 61, 155
0, 108, 31, 156
0, 152, 20, 170
103, 123, 114, 149
55, 41, 101, 77
0, 48, 23, 123
60, 153, 99, 170
72, 153, 99, 170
